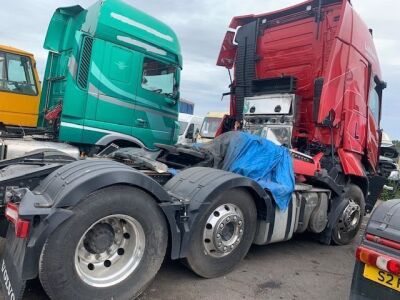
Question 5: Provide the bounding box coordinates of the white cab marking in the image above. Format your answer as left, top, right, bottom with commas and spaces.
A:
111, 12, 174, 42
117, 35, 167, 56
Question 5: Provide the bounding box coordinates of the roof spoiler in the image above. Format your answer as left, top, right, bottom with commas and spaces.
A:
217, 0, 348, 68
43, 5, 84, 52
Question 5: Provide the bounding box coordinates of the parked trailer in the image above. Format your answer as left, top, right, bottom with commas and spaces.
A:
0, 1, 387, 299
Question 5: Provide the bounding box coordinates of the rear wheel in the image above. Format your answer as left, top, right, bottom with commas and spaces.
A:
184, 188, 257, 278
39, 185, 167, 300
332, 184, 365, 245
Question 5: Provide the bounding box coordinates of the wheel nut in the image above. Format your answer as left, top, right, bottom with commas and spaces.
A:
233, 216, 237, 221
217, 234, 221, 239
227, 217, 230, 222
223, 247, 227, 251
220, 224, 224, 229
238, 221, 242, 226
218, 242, 222, 247
239, 229, 243, 233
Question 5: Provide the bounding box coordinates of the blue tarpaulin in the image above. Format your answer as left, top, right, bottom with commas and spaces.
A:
203, 132, 295, 211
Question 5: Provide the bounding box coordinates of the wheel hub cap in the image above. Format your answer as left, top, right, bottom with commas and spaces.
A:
339, 199, 361, 233
83, 223, 115, 254
74, 214, 145, 287
203, 204, 244, 257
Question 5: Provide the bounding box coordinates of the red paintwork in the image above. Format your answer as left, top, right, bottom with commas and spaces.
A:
293, 152, 323, 177
45, 103, 62, 121
217, 0, 383, 178
338, 148, 365, 176
366, 234, 400, 251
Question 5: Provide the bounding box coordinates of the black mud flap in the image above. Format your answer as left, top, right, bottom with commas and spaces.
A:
0, 229, 28, 300
318, 196, 348, 245
366, 175, 386, 213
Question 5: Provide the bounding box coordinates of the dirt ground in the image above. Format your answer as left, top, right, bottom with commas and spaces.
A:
0, 229, 362, 300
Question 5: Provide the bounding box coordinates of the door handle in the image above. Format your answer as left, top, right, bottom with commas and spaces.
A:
136, 119, 147, 127
354, 123, 360, 140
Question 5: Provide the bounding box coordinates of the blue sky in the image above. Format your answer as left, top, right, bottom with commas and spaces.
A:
1, 0, 399, 139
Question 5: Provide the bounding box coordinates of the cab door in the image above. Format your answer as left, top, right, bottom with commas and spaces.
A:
133, 54, 179, 147
90, 41, 140, 135
0, 51, 40, 127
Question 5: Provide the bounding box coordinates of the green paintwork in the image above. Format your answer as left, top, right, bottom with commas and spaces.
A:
38, 0, 182, 149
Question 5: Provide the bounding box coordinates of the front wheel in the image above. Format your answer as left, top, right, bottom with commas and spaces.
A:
331, 184, 365, 245
39, 185, 167, 300
184, 188, 257, 278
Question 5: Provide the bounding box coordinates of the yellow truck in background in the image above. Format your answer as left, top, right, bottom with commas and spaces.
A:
0, 45, 41, 128
196, 111, 227, 143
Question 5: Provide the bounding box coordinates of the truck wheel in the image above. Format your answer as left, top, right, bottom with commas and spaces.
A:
184, 188, 257, 278
332, 184, 365, 245
39, 185, 167, 300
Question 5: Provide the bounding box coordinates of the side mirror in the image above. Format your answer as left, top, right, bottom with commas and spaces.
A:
374, 75, 387, 90
185, 124, 195, 140
172, 84, 180, 100
185, 129, 194, 139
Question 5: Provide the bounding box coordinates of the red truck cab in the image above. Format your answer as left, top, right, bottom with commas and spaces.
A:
217, 0, 386, 212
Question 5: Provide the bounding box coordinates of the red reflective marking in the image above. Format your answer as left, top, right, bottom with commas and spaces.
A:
366, 233, 400, 251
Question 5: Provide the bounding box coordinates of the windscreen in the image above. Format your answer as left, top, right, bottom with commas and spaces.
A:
0, 51, 38, 95
179, 121, 188, 135
247, 125, 292, 147
200, 117, 222, 138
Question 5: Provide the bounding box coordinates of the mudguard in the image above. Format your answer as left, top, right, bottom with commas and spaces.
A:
318, 195, 349, 244
1, 160, 173, 285
164, 167, 273, 258
35, 159, 171, 208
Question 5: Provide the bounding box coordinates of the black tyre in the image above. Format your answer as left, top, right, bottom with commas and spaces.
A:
39, 185, 167, 300
332, 184, 365, 245
184, 188, 257, 278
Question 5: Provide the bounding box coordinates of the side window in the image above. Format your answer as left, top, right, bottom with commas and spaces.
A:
141, 57, 176, 96
179, 102, 187, 113
368, 80, 380, 122
8, 55, 26, 82
178, 121, 188, 135
0, 52, 37, 95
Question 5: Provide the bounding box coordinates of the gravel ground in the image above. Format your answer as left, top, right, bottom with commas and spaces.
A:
138, 233, 361, 300
2, 200, 376, 300
0, 229, 363, 300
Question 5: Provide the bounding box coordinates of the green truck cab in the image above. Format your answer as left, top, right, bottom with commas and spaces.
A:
38, 0, 182, 151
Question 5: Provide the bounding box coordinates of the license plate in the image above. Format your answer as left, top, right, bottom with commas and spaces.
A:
363, 264, 400, 292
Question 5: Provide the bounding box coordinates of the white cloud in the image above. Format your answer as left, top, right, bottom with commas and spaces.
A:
375, 38, 400, 67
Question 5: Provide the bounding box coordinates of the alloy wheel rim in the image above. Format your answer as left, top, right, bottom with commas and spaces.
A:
74, 214, 145, 287
203, 203, 244, 257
